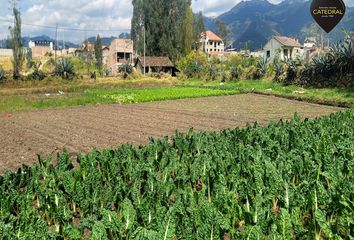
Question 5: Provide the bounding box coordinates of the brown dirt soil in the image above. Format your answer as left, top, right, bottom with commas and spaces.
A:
0, 94, 343, 174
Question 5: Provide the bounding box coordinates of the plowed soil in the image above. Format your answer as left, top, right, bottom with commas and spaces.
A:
0, 94, 343, 173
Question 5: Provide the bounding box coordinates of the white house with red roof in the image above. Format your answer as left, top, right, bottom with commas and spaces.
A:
200, 30, 225, 57
263, 36, 304, 61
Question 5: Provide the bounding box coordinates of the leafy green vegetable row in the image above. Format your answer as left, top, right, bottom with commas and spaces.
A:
1, 110, 353, 239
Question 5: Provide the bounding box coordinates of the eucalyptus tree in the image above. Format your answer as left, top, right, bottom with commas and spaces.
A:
9, 7, 25, 80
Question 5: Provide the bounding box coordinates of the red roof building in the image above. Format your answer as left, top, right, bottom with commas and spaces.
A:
200, 30, 225, 57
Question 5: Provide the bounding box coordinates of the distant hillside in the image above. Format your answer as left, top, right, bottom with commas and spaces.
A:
87, 33, 131, 46
204, 0, 354, 51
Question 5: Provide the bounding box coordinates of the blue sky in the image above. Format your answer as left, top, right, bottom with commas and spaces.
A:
0, 0, 353, 42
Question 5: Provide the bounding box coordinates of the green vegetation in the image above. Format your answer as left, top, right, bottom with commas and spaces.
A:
1, 109, 353, 239
0, 87, 239, 113
94, 35, 103, 75
0, 66, 5, 82
54, 59, 76, 80
178, 51, 263, 81
131, 0, 195, 62
8, 7, 25, 80
180, 79, 354, 107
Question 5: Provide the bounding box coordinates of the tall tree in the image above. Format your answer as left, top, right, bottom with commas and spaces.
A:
193, 11, 206, 50
215, 19, 230, 48
94, 34, 103, 75
9, 7, 24, 80
180, 4, 194, 55
131, 0, 193, 62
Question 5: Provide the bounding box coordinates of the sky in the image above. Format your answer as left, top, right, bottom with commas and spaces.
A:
0, 0, 353, 43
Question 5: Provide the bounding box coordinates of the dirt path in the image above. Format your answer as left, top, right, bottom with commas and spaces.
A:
0, 94, 343, 174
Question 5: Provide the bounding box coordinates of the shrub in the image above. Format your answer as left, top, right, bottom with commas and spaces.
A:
54, 58, 75, 80
241, 65, 261, 80
118, 63, 133, 74
177, 50, 208, 78
298, 38, 354, 87
220, 70, 227, 83
229, 66, 239, 81
27, 64, 46, 81
0, 66, 5, 82
118, 62, 133, 79
205, 64, 218, 81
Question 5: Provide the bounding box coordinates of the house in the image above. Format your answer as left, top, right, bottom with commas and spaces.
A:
200, 31, 225, 57
74, 42, 95, 57
263, 36, 303, 61
107, 39, 133, 75
29, 40, 53, 57
102, 45, 110, 65
304, 37, 317, 49
134, 56, 177, 76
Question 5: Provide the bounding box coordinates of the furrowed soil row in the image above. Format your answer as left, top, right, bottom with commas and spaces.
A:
0, 94, 343, 173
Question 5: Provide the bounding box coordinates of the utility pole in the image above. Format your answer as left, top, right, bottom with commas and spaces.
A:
62, 30, 65, 51
124, 39, 127, 75
55, 23, 58, 61
143, 25, 146, 76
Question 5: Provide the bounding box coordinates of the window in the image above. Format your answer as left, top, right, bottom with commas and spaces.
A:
266, 50, 270, 58
218, 42, 220, 46
284, 49, 288, 58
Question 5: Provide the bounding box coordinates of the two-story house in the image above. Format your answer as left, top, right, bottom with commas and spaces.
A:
200, 31, 225, 57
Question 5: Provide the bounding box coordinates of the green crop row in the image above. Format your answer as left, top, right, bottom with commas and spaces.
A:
1, 110, 353, 239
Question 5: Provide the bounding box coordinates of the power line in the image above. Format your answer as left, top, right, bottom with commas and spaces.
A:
0, 17, 130, 32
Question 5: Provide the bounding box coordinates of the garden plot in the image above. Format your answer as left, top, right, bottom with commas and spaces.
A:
0, 93, 343, 173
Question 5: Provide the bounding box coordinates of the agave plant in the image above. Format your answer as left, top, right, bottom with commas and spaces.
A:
331, 39, 354, 76
272, 58, 283, 82
29, 64, 46, 81
284, 58, 297, 84
54, 59, 75, 80
258, 57, 268, 77
311, 53, 336, 79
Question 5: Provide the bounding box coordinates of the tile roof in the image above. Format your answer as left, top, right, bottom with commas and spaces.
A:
204, 31, 223, 42
273, 36, 302, 47
138, 57, 174, 67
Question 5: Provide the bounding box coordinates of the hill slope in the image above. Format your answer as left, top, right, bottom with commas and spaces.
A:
205, 0, 354, 50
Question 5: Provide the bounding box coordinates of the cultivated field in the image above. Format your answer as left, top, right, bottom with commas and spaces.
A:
0, 94, 343, 174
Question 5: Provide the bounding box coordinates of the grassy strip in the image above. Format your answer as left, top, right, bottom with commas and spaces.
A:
0, 87, 240, 113
180, 79, 354, 108
0, 77, 179, 96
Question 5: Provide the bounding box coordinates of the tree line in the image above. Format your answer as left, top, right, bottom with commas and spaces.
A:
131, 0, 207, 63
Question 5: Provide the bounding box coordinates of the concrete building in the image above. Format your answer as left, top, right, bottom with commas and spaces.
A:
200, 31, 225, 57
107, 39, 133, 75
263, 36, 303, 61
29, 40, 53, 57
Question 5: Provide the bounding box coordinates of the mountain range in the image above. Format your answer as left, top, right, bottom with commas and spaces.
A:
0, 33, 131, 49
204, 0, 354, 50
